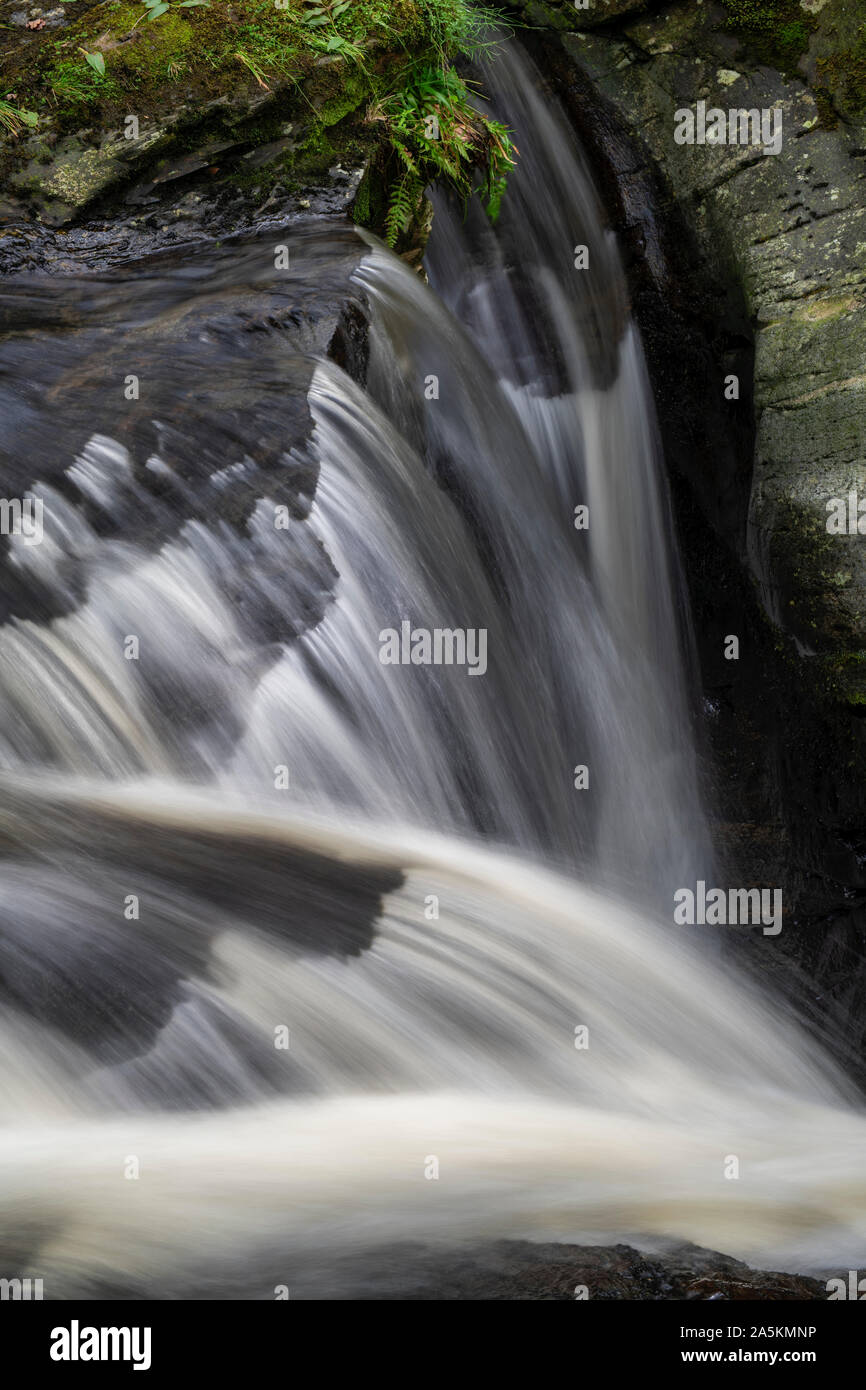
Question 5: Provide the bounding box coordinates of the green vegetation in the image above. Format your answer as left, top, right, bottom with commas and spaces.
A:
0, 99, 39, 135
367, 58, 514, 244
816, 23, 866, 117
137, 0, 211, 21
721, 1, 817, 76
81, 49, 107, 76
1, 0, 516, 240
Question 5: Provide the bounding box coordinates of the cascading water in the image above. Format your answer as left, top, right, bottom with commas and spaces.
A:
0, 40, 864, 1298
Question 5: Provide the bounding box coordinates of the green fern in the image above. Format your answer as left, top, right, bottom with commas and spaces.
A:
480, 120, 515, 221
0, 99, 38, 135
391, 135, 421, 175
385, 170, 424, 248
370, 58, 516, 247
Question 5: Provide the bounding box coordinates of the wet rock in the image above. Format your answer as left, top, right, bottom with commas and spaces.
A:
500, 2, 866, 1075
231, 1238, 829, 1300
511, 0, 866, 703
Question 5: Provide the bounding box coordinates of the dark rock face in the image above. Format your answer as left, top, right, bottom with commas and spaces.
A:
501, 2, 866, 1081
558, 3, 866, 694
0, 217, 366, 625
508, 2, 866, 689
381, 1240, 828, 1301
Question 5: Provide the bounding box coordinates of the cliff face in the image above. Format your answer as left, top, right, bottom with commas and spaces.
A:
504, 0, 866, 1058
544, 0, 866, 699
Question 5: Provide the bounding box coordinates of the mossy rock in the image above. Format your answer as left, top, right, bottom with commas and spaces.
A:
506, 0, 649, 31
806, 0, 866, 123
0, 0, 503, 230
720, 0, 817, 76
1, 0, 429, 129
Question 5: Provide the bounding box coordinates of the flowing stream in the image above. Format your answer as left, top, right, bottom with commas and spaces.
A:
0, 40, 863, 1297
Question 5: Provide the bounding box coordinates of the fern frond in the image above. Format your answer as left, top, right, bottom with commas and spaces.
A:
385, 171, 423, 247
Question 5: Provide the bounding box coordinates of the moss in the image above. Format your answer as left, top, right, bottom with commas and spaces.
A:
1, 0, 496, 134
352, 159, 372, 220
721, 1, 817, 76
813, 85, 840, 132
816, 24, 866, 117
4, 1, 366, 129
311, 62, 369, 126
1, 0, 514, 238
759, 497, 865, 661
823, 649, 866, 709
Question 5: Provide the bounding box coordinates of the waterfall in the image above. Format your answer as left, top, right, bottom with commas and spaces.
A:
0, 39, 863, 1298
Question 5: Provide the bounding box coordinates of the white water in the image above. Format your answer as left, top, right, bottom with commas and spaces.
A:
0, 40, 863, 1297
0, 786, 864, 1292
